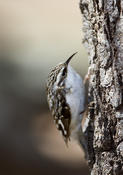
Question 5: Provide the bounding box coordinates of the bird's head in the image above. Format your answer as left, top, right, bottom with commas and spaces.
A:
47, 52, 77, 89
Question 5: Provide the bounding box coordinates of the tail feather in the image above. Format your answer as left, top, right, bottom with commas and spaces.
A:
77, 126, 88, 159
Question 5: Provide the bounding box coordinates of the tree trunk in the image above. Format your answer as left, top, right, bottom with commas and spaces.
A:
80, 0, 123, 174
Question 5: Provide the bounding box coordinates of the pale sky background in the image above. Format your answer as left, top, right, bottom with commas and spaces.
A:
0, 1, 89, 173
0, 0, 88, 102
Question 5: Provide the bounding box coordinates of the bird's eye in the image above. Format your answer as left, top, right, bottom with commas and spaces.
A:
62, 68, 67, 76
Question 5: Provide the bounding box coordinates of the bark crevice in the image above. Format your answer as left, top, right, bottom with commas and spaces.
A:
80, 0, 123, 174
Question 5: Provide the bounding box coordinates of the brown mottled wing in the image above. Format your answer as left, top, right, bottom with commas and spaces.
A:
46, 64, 71, 144
53, 88, 71, 144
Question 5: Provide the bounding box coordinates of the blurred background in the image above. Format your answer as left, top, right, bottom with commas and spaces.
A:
0, 0, 89, 174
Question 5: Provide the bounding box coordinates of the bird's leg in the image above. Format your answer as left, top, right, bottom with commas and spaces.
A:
78, 126, 88, 160
80, 110, 85, 115
84, 66, 92, 84
84, 66, 95, 109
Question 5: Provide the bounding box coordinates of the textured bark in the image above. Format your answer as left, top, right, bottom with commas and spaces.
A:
80, 0, 123, 174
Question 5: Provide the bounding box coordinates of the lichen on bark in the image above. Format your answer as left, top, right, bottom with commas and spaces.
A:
80, 0, 123, 174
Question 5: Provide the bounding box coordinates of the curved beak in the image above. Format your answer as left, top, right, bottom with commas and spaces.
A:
65, 52, 78, 65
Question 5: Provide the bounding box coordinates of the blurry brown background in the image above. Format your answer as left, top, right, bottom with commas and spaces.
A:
0, 0, 89, 174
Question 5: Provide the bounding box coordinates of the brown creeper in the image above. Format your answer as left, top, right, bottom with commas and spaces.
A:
46, 53, 86, 151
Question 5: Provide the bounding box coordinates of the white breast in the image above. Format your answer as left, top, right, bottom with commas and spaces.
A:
65, 65, 85, 130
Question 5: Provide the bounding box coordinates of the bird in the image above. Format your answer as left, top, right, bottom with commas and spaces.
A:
46, 52, 86, 151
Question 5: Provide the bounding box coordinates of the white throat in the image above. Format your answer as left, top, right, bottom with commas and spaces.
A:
65, 65, 85, 138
